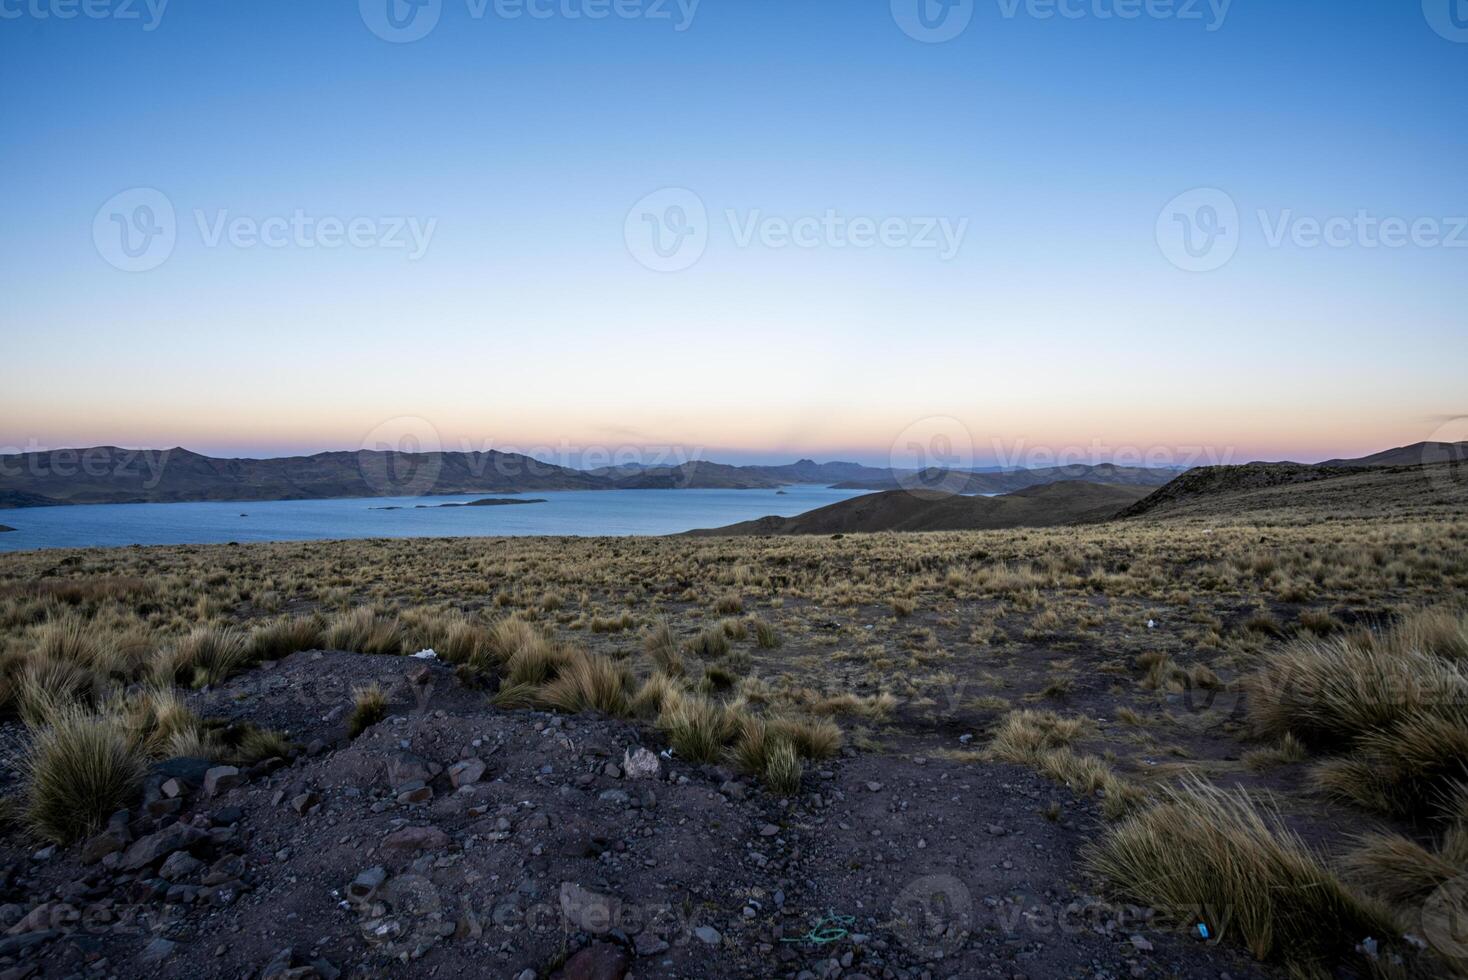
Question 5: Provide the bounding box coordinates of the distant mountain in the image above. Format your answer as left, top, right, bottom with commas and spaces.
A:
686, 481, 1151, 536
0, 447, 603, 508
1319, 441, 1468, 468
832, 463, 1183, 494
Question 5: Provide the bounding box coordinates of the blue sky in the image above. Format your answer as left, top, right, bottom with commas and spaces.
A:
1, 0, 1464, 467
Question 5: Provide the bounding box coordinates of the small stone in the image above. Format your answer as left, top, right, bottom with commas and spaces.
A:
203, 766, 241, 797
449, 758, 486, 788
140, 937, 176, 963
759, 824, 780, 837
559, 882, 622, 936
693, 925, 722, 946
865, 781, 883, 792
159, 851, 204, 881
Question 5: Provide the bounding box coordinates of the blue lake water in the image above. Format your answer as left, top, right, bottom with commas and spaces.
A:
0, 486, 871, 552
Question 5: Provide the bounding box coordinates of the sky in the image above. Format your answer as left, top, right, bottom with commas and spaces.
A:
1, 0, 1464, 470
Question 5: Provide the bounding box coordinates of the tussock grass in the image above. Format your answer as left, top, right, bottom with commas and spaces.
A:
324, 607, 406, 656
686, 625, 730, 660
538, 652, 631, 716
656, 691, 740, 764
1247, 609, 1468, 824
348, 683, 388, 737
643, 621, 685, 677
153, 625, 250, 689
24, 706, 147, 844
1087, 778, 1399, 968
762, 739, 802, 795
749, 617, 780, 649
247, 614, 324, 662
1342, 827, 1468, 906
768, 715, 842, 760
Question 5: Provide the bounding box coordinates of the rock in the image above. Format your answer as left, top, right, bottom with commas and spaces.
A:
291, 792, 322, 815
160, 777, 189, 799
759, 823, 780, 837
448, 758, 486, 788
865, 781, 883, 792
203, 766, 242, 797
0, 929, 59, 957
407, 663, 433, 685
5, 904, 55, 936
386, 753, 431, 788
159, 851, 204, 881
80, 828, 131, 864
1130, 934, 1154, 952
559, 882, 622, 936
554, 942, 630, 980
140, 937, 177, 963
121, 823, 205, 871
378, 826, 449, 863
259, 947, 295, 979
985, 824, 1006, 837
347, 867, 388, 902
212, 806, 244, 826
719, 780, 748, 801
396, 783, 432, 804
693, 925, 722, 946
619, 751, 660, 780
633, 931, 669, 956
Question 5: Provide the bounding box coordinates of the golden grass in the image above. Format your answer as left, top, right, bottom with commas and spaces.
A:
1087, 778, 1399, 969
23, 706, 147, 844
348, 683, 388, 737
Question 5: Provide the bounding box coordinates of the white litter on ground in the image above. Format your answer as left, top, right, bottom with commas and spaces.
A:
411, 649, 438, 660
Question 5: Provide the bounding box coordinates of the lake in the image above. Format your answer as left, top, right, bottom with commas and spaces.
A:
0, 485, 871, 552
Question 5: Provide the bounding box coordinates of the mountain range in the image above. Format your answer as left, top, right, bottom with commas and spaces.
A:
0, 447, 1175, 509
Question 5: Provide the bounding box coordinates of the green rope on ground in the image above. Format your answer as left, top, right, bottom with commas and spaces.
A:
779, 912, 856, 945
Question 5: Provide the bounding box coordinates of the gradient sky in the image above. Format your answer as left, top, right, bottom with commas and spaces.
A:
2, 0, 1464, 468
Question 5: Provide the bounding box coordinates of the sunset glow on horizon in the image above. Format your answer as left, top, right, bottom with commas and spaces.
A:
3, 2, 1463, 469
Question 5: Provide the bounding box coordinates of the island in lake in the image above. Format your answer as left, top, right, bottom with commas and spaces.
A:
0, 525, 13, 533
370, 498, 547, 511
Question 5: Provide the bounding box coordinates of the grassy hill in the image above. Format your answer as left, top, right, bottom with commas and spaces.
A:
687, 481, 1150, 535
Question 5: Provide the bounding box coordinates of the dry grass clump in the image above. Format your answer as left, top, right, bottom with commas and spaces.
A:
985, 710, 1140, 819
686, 625, 730, 660
643, 621, 685, 677
246, 614, 325, 662
153, 625, 251, 689
749, 617, 780, 649
1341, 827, 1468, 906
1087, 778, 1399, 969
324, 607, 407, 656
23, 706, 147, 843
656, 690, 740, 764
761, 739, 802, 795
767, 715, 842, 760
538, 651, 632, 717
1246, 609, 1468, 823
348, 683, 388, 737
714, 594, 744, 615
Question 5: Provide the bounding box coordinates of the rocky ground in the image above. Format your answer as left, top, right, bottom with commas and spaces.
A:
0, 650, 1273, 979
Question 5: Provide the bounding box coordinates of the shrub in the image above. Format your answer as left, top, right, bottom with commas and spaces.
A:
643, 621, 685, 677
247, 614, 324, 662
24, 707, 147, 843
657, 692, 739, 764
348, 683, 388, 737
686, 626, 730, 660
153, 625, 251, 688
324, 607, 406, 656
538, 652, 631, 717
1086, 778, 1398, 968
